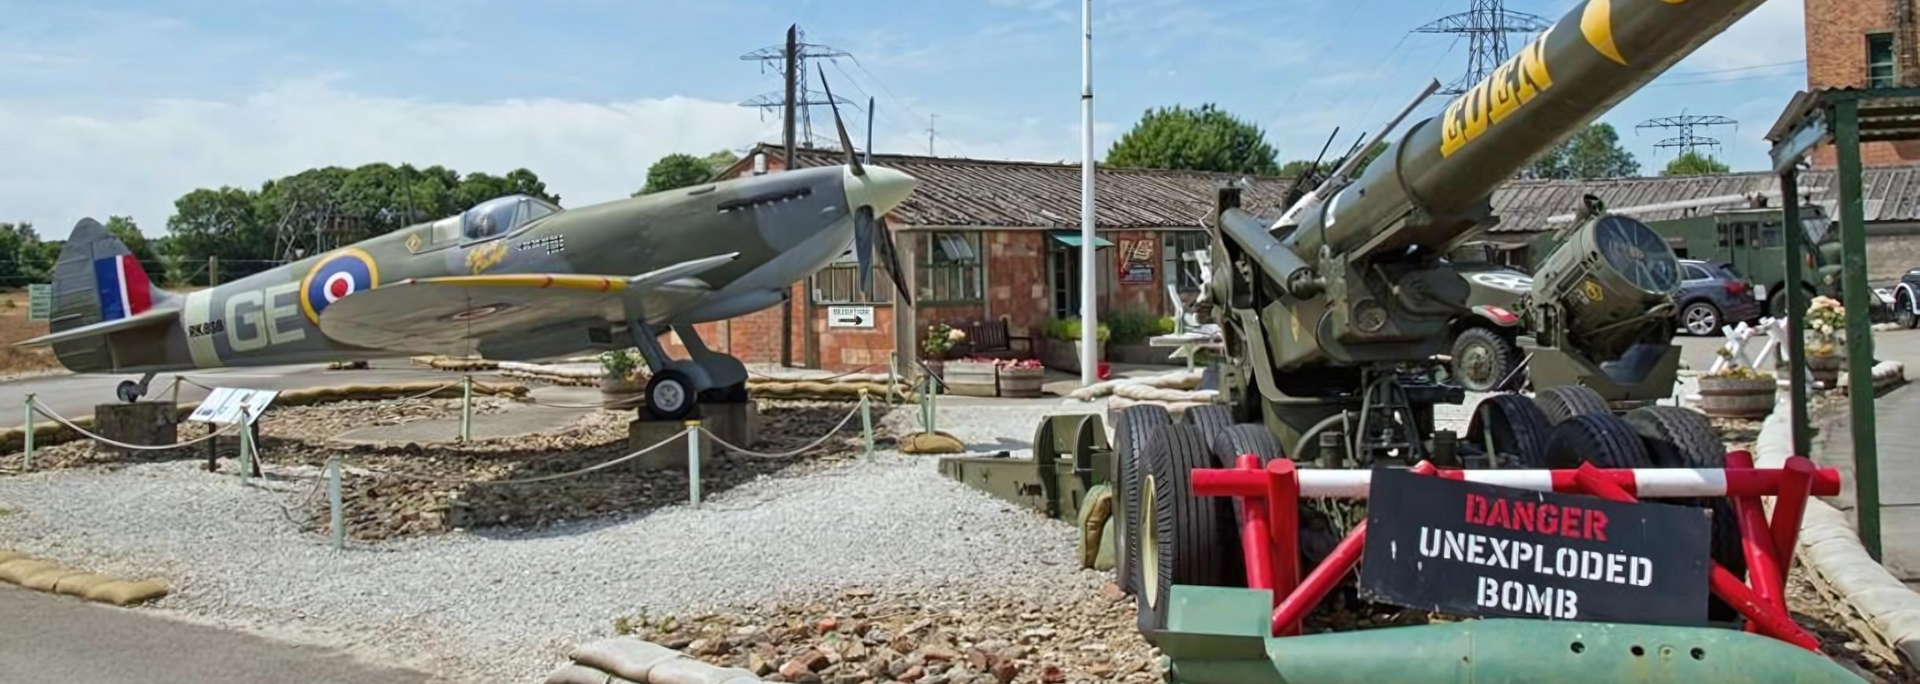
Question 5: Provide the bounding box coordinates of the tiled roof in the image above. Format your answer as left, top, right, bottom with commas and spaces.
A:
757, 144, 1295, 229
1487, 164, 1920, 232
747, 144, 1920, 234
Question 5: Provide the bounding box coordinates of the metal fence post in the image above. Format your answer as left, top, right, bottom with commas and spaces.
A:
860, 390, 874, 459
22, 394, 34, 471
686, 421, 702, 507
928, 377, 939, 435
328, 456, 344, 551
237, 404, 254, 481
460, 374, 474, 442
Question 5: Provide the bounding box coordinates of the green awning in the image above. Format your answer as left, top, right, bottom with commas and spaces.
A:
1049, 231, 1115, 248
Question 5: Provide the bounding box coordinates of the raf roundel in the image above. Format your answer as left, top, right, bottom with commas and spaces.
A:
300, 248, 380, 323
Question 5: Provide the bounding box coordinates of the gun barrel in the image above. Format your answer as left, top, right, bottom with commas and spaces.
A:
1288, 0, 1767, 259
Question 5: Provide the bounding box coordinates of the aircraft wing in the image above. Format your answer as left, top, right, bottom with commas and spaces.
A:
317, 254, 738, 354
14, 306, 179, 347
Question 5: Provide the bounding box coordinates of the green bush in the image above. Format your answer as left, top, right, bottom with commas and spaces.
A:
1105, 308, 1163, 345
1044, 317, 1110, 343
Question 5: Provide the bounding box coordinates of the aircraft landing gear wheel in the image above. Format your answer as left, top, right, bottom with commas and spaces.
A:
1113, 405, 1171, 598
1465, 394, 1552, 468
1534, 385, 1609, 425
116, 380, 146, 404
1451, 327, 1520, 392
1898, 292, 1917, 330
1134, 424, 1235, 642
644, 369, 696, 420
1623, 406, 1746, 624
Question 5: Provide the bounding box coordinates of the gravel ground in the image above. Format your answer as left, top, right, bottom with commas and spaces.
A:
0, 401, 1099, 684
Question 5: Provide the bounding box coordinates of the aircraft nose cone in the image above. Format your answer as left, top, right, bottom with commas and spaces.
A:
844, 165, 917, 215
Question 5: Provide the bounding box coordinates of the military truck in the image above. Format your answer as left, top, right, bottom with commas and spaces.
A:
1646, 203, 1839, 318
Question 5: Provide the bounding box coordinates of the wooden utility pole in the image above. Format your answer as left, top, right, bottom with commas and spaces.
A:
781, 24, 798, 368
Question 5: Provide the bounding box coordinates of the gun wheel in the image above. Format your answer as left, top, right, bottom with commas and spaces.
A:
1134, 424, 1235, 641
1112, 405, 1171, 597
1534, 385, 1610, 425
1623, 405, 1746, 624
1898, 291, 1917, 329
1465, 394, 1553, 468
1451, 327, 1521, 392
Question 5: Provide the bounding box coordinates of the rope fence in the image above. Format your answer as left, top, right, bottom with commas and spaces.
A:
15, 383, 884, 552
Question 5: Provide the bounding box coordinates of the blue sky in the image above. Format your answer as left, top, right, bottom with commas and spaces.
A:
0, 0, 1808, 237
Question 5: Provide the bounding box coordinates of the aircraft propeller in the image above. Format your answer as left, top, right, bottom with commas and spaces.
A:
820, 66, 913, 306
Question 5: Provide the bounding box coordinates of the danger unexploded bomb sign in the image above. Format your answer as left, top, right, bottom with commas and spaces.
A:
1358, 468, 1712, 626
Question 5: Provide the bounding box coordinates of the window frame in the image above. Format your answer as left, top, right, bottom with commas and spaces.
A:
915, 231, 986, 304
810, 254, 895, 306
1161, 230, 1210, 292
1868, 31, 1897, 89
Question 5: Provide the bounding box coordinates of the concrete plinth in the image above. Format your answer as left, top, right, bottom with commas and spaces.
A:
92, 402, 178, 454
625, 402, 758, 471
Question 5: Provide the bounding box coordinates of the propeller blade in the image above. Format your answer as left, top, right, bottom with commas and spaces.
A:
875, 217, 912, 306
817, 65, 863, 176
854, 206, 876, 293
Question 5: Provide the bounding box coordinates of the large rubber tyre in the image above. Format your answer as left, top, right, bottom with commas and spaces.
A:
1897, 291, 1918, 330
1465, 394, 1553, 468
1623, 406, 1746, 623
1208, 424, 1281, 468
1134, 424, 1236, 640
644, 370, 696, 420
1451, 327, 1521, 392
1112, 405, 1171, 597
1542, 413, 1651, 470
1534, 385, 1609, 425
1182, 404, 1235, 441
1682, 300, 1722, 337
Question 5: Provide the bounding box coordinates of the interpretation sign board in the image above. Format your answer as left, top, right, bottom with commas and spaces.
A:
1358, 468, 1712, 626
186, 387, 280, 426
27, 283, 51, 321
827, 305, 875, 328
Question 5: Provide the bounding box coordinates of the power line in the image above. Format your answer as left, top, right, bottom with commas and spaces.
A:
1669, 59, 1805, 77
739, 25, 853, 148
846, 56, 970, 158
1637, 111, 1738, 156
1646, 70, 1805, 88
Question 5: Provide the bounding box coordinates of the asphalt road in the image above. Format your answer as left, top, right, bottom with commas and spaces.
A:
0, 586, 441, 684
0, 360, 497, 429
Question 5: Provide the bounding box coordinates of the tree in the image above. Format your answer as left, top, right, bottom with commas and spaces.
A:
1661, 151, 1731, 177
1105, 104, 1280, 175
700, 150, 741, 174
103, 216, 161, 277
636, 154, 718, 196
1279, 141, 1390, 180
1524, 123, 1640, 179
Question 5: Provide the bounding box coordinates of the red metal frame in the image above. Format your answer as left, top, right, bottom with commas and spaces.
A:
1189, 455, 1836, 651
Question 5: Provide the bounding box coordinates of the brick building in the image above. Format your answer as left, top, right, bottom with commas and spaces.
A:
662, 145, 1292, 371
1806, 0, 1920, 165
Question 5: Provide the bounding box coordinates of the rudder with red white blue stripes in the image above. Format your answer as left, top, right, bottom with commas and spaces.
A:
93, 254, 153, 322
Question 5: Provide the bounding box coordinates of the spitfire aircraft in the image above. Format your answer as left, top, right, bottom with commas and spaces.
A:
21, 78, 915, 420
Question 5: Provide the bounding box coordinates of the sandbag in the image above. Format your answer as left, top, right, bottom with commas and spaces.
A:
1078, 484, 1115, 570
0, 550, 29, 565
898, 431, 965, 455
53, 572, 117, 598
86, 579, 170, 606
647, 658, 762, 684
543, 664, 613, 684
568, 638, 682, 682
20, 567, 82, 591
0, 559, 58, 584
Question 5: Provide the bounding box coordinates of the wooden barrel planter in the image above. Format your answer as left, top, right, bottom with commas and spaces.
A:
945, 361, 1000, 397
1698, 376, 1776, 419
1807, 354, 1843, 388
998, 367, 1045, 398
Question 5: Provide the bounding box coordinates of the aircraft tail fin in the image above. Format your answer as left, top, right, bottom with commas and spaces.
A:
34, 218, 176, 371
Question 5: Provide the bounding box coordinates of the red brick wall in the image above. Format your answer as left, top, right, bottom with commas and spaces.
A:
1806, 0, 1920, 166
984, 231, 1050, 340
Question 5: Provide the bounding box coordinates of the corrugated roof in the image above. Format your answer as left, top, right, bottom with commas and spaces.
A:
745, 144, 1920, 234
758, 144, 1295, 229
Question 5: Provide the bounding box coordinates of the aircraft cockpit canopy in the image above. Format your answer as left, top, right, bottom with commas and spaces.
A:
463, 195, 559, 240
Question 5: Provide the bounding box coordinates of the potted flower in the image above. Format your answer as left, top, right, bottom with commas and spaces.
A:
1039, 318, 1110, 374
946, 355, 1002, 397
1805, 296, 1846, 386
599, 348, 646, 395
996, 358, 1046, 397
921, 322, 966, 378
1698, 363, 1776, 419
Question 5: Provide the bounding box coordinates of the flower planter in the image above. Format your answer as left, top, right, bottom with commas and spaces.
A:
1698, 376, 1776, 419
997, 367, 1046, 398
945, 360, 1000, 397
599, 375, 643, 395
1040, 338, 1104, 374
1109, 342, 1177, 366
1807, 354, 1844, 388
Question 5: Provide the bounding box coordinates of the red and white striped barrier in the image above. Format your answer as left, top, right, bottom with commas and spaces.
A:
1192, 460, 1839, 500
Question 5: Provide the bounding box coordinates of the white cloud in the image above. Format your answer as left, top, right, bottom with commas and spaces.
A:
0, 78, 778, 238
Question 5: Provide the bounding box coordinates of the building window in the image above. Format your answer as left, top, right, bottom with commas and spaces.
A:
1162, 231, 1210, 291
811, 253, 893, 305
1869, 32, 1896, 88
916, 231, 984, 303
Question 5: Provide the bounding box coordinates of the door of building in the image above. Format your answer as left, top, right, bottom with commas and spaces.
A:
1047, 232, 1113, 320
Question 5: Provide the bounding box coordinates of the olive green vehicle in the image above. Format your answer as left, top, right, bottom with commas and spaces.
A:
1647, 203, 1845, 318
943, 0, 1862, 681
1440, 247, 1533, 392
20, 89, 916, 421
